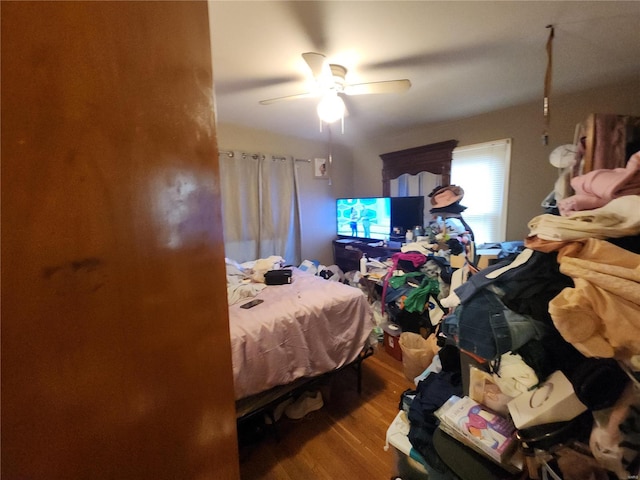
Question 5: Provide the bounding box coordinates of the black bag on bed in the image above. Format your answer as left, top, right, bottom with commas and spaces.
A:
264, 269, 292, 285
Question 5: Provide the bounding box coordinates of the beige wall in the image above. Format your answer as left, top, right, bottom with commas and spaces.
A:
351, 76, 640, 241
216, 76, 639, 264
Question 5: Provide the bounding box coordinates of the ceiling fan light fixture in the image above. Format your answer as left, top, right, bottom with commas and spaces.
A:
317, 91, 345, 124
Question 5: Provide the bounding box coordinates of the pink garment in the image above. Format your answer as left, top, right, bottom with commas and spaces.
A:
557, 194, 605, 217
558, 151, 640, 216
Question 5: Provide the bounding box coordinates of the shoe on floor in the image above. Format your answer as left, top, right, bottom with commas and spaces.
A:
284, 391, 324, 420
264, 397, 293, 424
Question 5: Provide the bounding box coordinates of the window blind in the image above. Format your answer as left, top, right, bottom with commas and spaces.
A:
451, 139, 511, 244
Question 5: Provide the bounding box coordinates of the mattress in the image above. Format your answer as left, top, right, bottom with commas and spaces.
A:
228, 268, 375, 400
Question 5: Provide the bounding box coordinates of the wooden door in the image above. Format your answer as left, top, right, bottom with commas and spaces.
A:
1, 2, 239, 478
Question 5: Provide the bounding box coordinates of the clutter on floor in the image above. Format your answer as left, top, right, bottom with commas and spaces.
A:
371, 144, 640, 479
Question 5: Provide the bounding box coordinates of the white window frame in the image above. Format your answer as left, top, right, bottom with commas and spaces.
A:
451, 138, 511, 244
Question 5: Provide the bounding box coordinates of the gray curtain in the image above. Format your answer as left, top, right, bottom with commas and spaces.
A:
219, 151, 300, 265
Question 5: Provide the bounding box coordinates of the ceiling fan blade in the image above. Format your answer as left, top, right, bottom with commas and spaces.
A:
259, 92, 316, 105
302, 52, 326, 78
302, 51, 334, 90
344, 79, 411, 96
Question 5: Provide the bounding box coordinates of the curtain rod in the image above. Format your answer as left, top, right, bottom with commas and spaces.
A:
218, 150, 311, 163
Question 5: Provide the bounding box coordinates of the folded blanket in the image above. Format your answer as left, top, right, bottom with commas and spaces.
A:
528, 195, 640, 241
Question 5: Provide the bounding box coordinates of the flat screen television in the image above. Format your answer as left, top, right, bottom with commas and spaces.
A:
336, 197, 391, 241
390, 196, 425, 234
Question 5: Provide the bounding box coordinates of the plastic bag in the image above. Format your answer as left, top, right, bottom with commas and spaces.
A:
399, 332, 435, 382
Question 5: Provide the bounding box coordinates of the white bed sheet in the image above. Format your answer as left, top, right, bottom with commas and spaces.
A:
228, 268, 375, 400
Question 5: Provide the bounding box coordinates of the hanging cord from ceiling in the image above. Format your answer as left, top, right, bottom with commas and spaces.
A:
542, 24, 554, 146
319, 112, 345, 134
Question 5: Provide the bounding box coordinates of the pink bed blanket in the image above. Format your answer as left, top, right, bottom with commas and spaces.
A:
228, 269, 375, 400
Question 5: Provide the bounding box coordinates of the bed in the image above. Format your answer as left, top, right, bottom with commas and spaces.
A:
226, 260, 375, 419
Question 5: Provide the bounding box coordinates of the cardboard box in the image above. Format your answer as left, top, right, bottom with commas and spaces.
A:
507, 370, 588, 429
475, 248, 501, 270
381, 322, 402, 361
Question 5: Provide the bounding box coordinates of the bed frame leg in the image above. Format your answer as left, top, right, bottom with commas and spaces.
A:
355, 344, 374, 395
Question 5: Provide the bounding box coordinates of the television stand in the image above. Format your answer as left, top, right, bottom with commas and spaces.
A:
333, 239, 400, 273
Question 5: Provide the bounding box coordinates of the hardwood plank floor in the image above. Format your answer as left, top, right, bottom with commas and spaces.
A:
238, 344, 416, 480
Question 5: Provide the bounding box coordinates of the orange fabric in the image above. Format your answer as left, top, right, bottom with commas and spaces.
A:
549, 238, 640, 359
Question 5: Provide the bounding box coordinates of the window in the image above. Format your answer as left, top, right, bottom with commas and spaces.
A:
451, 139, 511, 244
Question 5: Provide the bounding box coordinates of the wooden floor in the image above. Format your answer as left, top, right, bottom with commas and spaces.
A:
237, 344, 416, 480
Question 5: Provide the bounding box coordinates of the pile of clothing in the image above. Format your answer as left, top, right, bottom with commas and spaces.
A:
402, 151, 640, 480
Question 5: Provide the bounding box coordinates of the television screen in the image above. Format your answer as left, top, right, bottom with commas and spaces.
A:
336, 197, 391, 241
390, 196, 425, 233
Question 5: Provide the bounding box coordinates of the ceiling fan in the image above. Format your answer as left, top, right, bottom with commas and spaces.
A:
259, 52, 411, 124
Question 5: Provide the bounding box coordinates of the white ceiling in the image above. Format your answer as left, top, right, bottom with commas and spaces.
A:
208, 1, 640, 146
